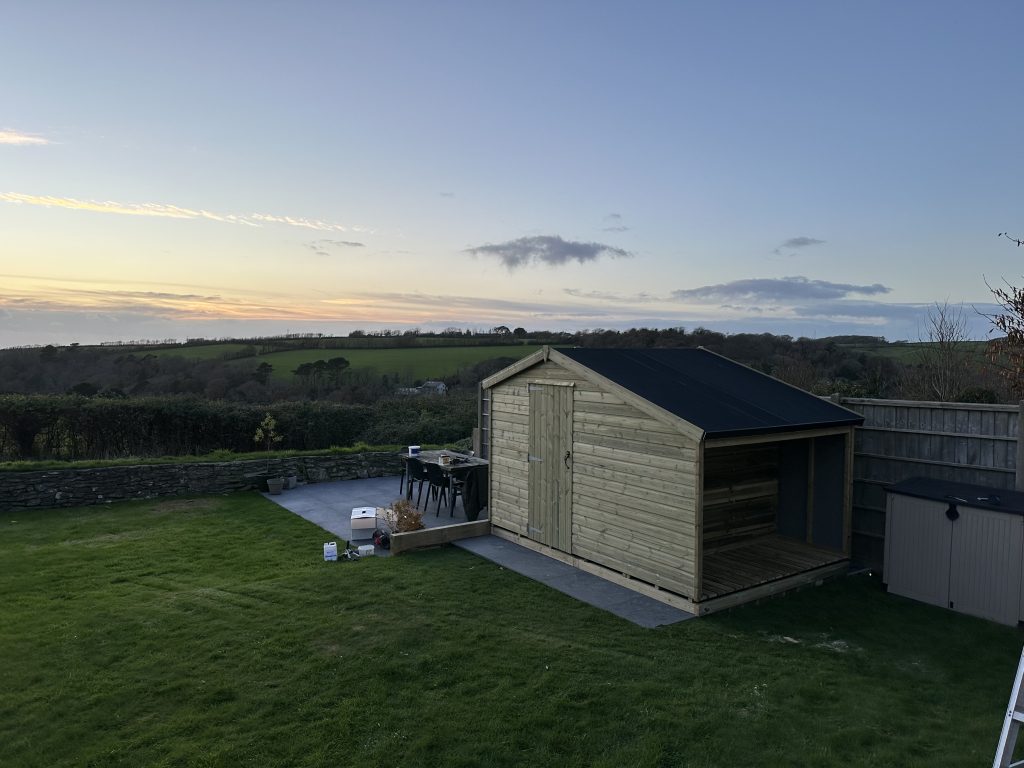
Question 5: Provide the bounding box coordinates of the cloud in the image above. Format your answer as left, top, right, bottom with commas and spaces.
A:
773, 236, 825, 255
0, 130, 50, 146
600, 213, 630, 232
671, 276, 890, 303
0, 192, 368, 233
466, 235, 632, 269
305, 239, 366, 256
439, 191, 455, 198
563, 288, 655, 303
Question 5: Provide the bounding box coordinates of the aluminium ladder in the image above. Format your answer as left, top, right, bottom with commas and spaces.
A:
994, 647, 1024, 767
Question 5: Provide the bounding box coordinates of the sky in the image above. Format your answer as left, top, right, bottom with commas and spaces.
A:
2, 1, 1022, 348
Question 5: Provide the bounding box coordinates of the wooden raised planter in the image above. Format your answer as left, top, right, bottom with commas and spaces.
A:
390, 519, 490, 555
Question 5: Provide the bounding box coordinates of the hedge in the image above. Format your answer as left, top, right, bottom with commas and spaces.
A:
0, 393, 477, 461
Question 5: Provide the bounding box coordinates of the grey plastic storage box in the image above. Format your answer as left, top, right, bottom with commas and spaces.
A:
884, 478, 1024, 626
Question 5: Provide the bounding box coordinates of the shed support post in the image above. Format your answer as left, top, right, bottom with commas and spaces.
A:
805, 437, 816, 545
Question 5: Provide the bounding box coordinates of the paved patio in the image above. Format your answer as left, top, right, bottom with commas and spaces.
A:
264, 475, 693, 628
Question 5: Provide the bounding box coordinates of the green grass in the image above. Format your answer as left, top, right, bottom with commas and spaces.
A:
145, 343, 253, 360
145, 343, 539, 381
2, 496, 1021, 767
256, 345, 540, 381
840, 340, 990, 363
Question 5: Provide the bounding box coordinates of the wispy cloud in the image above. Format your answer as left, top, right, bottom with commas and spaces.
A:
466, 235, 632, 269
305, 238, 366, 256
671, 276, 889, 303
563, 288, 656, 303
0, 130, 51, 146
773, 236, 826, 255
0, 192, 369, 233
601, 212, 630, 233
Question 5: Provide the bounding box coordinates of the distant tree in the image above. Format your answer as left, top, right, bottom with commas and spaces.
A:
325, 356, 350, 388
987, 233, 1024, 394
491, 325, 511, 336
914, 300, 971, 401
253, 362, 273, 386
68, 382, 99, 397
513, 327, 527, 337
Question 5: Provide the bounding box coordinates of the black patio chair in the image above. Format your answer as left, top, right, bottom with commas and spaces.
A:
405, 458, 430, 508
423, 461, 456, 516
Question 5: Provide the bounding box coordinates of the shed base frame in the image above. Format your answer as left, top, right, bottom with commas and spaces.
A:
491, 526, 849, 616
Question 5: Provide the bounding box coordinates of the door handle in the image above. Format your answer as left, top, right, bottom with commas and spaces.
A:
564, 451, 571, 469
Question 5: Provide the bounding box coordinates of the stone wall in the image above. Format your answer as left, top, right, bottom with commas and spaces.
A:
0, 452, 403, 513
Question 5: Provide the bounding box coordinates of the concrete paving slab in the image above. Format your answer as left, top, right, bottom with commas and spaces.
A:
454, 536, 694, 628
264, 476, 693, 627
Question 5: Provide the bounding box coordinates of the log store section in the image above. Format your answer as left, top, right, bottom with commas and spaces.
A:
481, 346, 863, 615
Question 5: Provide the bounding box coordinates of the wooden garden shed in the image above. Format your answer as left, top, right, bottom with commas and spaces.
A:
481, 346, 864, 615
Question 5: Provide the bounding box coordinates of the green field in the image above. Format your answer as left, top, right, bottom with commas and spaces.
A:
145, 343, 253, 360
1, 493, 1021, 767
143, 343, 539, 381
840, 340, 990, 363
257, 345, 540, 381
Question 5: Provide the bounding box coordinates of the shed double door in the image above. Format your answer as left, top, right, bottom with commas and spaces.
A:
884, 494, 1024, 625
527, 383, 573, 552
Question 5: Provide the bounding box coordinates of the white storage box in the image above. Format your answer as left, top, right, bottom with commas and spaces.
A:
408, 445, 421, 456
323, 541, 338, 561
350, 507, 377, 540
358, 544, 375, 557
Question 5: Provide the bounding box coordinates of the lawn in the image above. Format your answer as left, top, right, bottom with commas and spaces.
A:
2, 495, 1021, 767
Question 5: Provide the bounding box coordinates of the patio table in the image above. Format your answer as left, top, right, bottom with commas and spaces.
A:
402, 450, 488, 516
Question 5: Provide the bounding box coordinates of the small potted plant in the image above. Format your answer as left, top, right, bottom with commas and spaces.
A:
253, 413, 284, 494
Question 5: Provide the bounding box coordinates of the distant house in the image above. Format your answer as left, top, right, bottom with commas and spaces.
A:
396, 380, 448, 396
481, 346, 863, 615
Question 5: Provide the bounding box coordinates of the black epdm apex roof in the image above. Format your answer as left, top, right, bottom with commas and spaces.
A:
558, 348, 863, 439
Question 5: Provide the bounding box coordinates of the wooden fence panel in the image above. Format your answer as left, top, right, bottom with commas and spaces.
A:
839, 397, 1021, 571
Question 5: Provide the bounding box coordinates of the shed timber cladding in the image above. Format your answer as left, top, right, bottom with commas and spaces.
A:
488, 355, 701, 597
483, 346, 863, 612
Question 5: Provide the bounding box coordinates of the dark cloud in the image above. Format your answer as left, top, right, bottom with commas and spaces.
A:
601, 225, 630, 232
604, 213, 622, 221
466, 235, 632, 269
780, 236, 825, 249
439, 191, 455, 198
773, 236, 826, 255
671, 276, 890, 303
306, 238, 365, 256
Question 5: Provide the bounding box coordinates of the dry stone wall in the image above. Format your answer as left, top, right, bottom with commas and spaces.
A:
0, 452, 403, 513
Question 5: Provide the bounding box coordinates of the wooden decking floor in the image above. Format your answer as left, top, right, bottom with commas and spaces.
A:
700, 535, 847, 601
